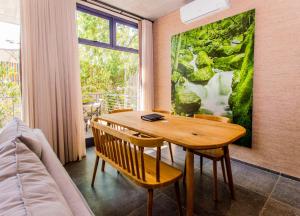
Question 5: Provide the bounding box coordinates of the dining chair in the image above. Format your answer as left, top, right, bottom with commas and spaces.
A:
91, 119, 183, 216
152, 109, 174, 163
184, 114, 231, 201
110, 108, 133, 114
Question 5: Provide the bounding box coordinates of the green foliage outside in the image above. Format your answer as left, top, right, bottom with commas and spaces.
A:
0, 64, 21, 127
171, 10, 255, 147
77, 11, 139, 113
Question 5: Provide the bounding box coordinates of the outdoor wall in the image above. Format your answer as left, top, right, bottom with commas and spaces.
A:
153, 0, 300, 178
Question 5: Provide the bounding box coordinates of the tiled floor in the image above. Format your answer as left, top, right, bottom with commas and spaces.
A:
65, 145, 300, 216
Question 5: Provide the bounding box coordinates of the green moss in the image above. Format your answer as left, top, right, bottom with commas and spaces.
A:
179, 50, 194, 62
177, 59, 194, 77
187, 66, 215, 84
196, 51, 213, 67
214, 43, 242, 57
198, 108, 213, 115
174, 86, 201, 116
214, 53, 245, 71
228, 23, 255, 147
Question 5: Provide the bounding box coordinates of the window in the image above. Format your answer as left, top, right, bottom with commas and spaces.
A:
116, 22, 139, 50
0, 0, 21, 127
76, 4, 139, 136
77, 10, 110, 44
77, 5, 139, 53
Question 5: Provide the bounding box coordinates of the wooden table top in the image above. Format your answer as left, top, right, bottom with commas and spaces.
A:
99, 111, 246, 150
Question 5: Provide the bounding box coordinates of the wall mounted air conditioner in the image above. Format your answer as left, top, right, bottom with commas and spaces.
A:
180, 0, 230, 24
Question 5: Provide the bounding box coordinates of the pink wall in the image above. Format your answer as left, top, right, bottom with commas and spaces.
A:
153, 0, 300, 178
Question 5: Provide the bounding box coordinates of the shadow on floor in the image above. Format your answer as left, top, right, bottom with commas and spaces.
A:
65, 145, 300, 216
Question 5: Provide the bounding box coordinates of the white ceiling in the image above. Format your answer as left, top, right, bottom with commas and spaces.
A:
99, 0, 192, 21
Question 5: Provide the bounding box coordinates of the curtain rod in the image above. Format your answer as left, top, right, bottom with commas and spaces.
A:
82, 0, 154, 23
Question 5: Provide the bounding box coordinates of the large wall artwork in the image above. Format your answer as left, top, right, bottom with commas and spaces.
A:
171, 9, 255, 147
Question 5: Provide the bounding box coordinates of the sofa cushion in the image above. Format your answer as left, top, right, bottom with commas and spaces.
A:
0, 118, 42, 158
0, 139, 73, 216
33, 129, 94, 216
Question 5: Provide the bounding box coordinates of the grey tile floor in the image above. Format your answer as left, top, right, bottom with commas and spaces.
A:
65, 145, 300, 216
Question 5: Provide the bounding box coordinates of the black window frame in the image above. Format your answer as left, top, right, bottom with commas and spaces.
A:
77, 4, 139, 54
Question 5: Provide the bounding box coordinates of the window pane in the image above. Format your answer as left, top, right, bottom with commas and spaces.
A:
79, 44, 139, 137
77, 11, 110, 44
116, 23, 139, 50
0, 0, 21, 127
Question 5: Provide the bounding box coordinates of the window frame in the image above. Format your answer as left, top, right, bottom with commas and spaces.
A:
77, 4, 139, 54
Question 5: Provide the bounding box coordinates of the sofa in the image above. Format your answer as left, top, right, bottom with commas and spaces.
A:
0, 118, 94, 216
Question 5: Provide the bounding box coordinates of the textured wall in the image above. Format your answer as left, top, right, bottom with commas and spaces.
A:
153, 0, 300, 178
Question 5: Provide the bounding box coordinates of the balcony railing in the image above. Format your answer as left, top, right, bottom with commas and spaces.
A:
0, 93, 137, 133
0, 96, 22, 127
82, 93, 138, 134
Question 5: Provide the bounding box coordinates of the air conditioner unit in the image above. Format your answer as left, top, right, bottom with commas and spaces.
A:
180, 0, 230, 24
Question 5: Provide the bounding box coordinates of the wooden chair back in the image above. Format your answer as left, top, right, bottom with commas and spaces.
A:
193, 114, 231, 123
91, 118, 164, 182
110, 108, 133, 114
152, 109, 170, 114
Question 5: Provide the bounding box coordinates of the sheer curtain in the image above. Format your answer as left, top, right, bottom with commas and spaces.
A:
21, 0, 85, 164
139, 20, 154, 111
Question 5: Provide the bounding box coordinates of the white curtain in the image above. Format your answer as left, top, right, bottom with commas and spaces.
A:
21, 0, 86, 164
139, 20, 154, 111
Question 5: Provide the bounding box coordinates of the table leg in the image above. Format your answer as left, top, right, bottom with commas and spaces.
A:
186, 149, 194, 216
223, 145, 235, 199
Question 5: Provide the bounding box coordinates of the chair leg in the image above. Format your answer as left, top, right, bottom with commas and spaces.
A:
91, 156, 99, 187
174, 181, 183, 216
168, 142, 174, 163
183, 157, 186, 185
200, 156, 203, 174
101, 160, 106, 172
147, 189, 154, 216
221, 158, 227, 184
213, 160, 218, 201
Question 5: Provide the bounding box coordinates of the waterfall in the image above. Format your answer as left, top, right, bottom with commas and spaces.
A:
185, 69, 233, 116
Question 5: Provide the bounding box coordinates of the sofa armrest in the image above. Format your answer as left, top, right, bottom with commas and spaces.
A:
33, 129, 94, 216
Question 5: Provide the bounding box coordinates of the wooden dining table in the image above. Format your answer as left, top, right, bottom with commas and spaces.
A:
99, 111, 246, 216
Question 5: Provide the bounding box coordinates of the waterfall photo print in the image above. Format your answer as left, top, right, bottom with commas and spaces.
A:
171, 9, 255, 147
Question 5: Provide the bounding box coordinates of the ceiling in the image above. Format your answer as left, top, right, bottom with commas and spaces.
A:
98, 0, 192, 21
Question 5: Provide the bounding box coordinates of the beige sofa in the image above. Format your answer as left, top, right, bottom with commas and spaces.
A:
34, 129, 94, 216
0, 119, 93, 216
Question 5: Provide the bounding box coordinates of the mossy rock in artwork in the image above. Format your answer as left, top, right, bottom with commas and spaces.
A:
214, 53, 245, 71
229, 23, 255, 147
179, 50, 194, 62
198, 108, 213, 115
171, 70, 186, 85
217, 44, 243, 56
175, 86, 201, 115
187, 66, 215, 84
177, 59, 194, 77
196, 51, 213, 67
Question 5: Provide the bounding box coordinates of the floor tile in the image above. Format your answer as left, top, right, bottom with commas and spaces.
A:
159, 170, 267, 216
64, 147, 298, 216
261, 199, 300, 216
127, 192, 186, 216
271, 176, 300, 209
229, 160, 278, 196
66, 148, 150, 216
201, 158, 278, 197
